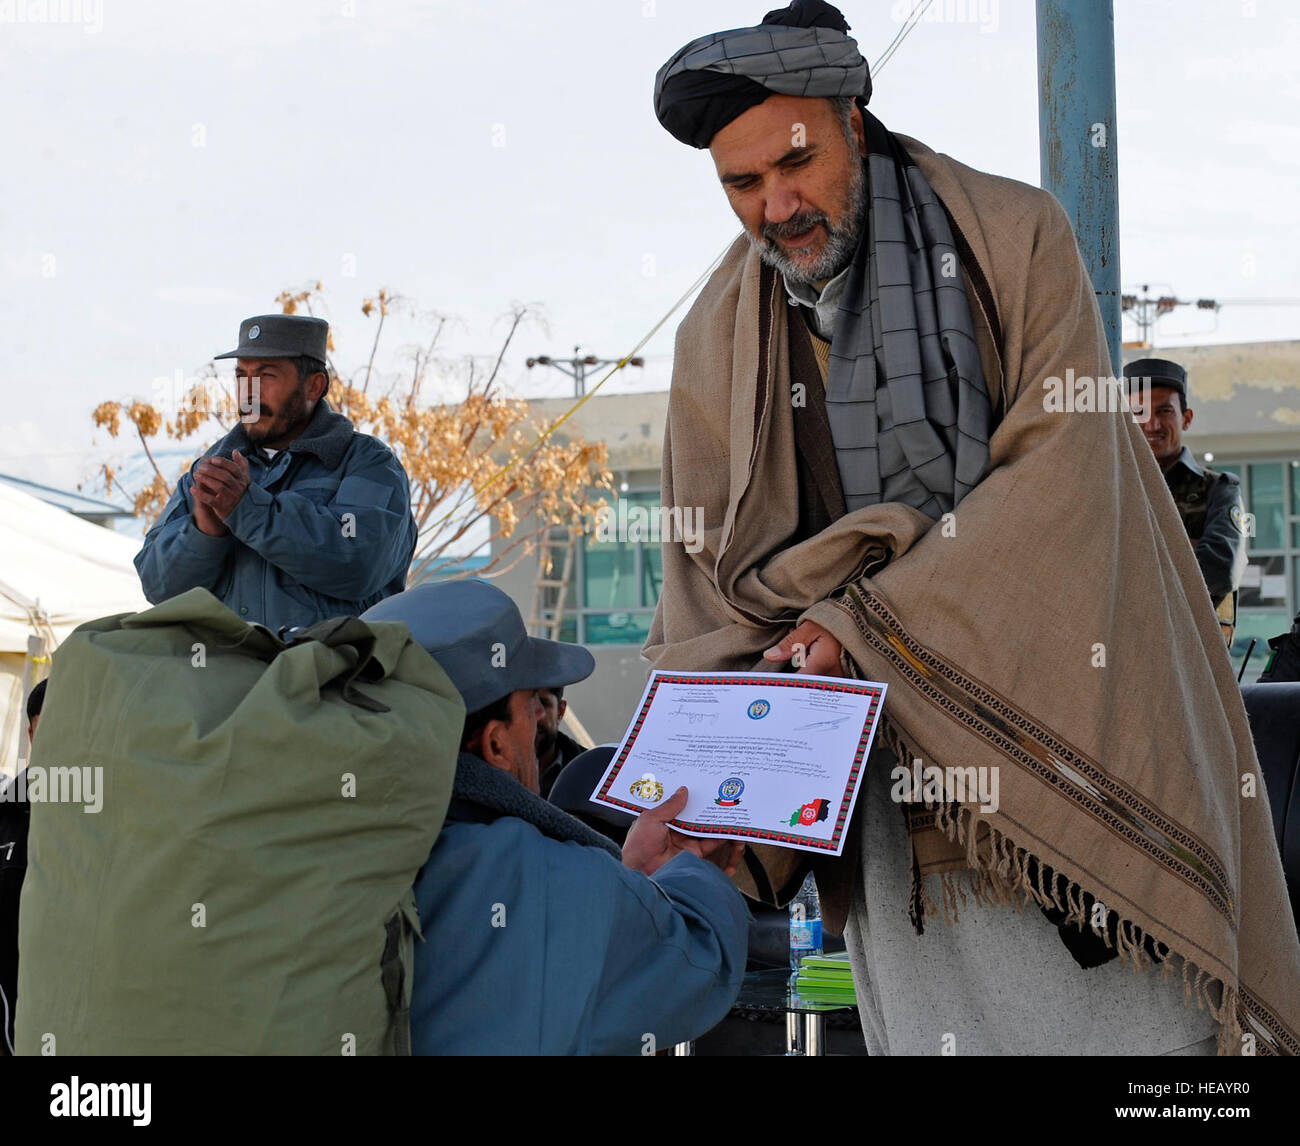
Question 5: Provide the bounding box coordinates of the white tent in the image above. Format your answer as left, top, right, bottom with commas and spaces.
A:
0, 481, 148, 777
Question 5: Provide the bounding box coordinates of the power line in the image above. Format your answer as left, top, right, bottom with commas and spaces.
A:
1121, 283, 1300, 347
872, 0, 924, 71
873, 0, 934, 75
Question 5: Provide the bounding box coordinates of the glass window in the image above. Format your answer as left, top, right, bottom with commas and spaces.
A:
1239, 554, 1286, 608
579, 489, 663, 645
1248, 462, 1284, 548
584, 612, 653, 646
583, 541, 637, 610
1209, 457, 1294, 667
641, 541, 663, 603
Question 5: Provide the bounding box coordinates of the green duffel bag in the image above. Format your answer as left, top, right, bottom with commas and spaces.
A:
16, 588, 463, 1056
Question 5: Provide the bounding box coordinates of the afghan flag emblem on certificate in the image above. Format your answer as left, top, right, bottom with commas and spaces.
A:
788, 799, 829, 827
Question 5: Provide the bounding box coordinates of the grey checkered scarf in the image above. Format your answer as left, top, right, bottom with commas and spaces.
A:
828, 111, 992, 515
656, 1, 992, 515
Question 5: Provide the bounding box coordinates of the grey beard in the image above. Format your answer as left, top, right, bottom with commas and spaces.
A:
747, 159, 868, 285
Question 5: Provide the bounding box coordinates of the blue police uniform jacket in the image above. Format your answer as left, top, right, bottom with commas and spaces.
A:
410, 752, 750, 1055
135, 400, 417, 632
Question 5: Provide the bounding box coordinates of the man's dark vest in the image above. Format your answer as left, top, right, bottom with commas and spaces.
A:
788, 308, 848, 541
1166, 463, 1223, 548
1164, 461, 1238, 636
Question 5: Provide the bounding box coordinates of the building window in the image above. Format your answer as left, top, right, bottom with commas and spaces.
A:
1247, 462, 1285, 548
572, 489, 664, 646
1217, 459, 1296, 673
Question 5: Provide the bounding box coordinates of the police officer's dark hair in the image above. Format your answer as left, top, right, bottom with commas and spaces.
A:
26, 678, 47, 728
461, 693, 515, 752
542, 685, 564, 703
291, 356, 328, 388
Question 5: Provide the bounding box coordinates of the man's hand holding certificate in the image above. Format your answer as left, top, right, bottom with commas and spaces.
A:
619, 786, 746, 877
592, 671, 886, 856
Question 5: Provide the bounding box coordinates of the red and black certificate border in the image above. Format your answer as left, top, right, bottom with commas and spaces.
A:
595, 672, 885, 854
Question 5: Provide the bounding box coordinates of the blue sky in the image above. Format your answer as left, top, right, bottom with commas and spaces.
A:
2, 0, 1297, 496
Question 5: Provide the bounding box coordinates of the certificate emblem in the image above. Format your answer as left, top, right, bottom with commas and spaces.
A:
629, 773, 664, 803
746, 698, 771, 720
715, 777, 745, 807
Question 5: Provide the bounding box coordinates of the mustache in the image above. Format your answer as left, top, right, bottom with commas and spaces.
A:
762, 210, 829, 242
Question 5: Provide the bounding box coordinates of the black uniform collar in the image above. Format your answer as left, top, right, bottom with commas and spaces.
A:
1165, 445, 1204, 479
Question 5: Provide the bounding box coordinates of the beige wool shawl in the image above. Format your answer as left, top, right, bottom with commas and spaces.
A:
644, 135, 1300, 1055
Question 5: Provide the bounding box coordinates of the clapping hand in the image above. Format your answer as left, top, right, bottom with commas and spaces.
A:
192, 451, 252, 532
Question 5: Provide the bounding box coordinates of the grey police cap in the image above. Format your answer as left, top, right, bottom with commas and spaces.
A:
1123, 357, 1188, 404
214, 314, 329, 362
362, 579, 595, 715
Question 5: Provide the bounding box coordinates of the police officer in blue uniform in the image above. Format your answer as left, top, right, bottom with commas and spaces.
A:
136, 315, 417, 632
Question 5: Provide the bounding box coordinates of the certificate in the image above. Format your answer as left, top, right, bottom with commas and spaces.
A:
591, 671, 886, 856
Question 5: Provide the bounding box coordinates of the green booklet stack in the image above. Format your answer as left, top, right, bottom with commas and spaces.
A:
794, 954, 857, 1006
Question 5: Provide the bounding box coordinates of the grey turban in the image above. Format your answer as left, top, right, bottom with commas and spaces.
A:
653, 0, 871, 148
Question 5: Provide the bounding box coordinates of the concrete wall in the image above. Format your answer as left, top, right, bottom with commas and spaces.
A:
1122, 340, 1300, 459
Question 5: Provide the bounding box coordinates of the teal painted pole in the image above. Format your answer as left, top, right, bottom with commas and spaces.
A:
1036, 0, 1122, 374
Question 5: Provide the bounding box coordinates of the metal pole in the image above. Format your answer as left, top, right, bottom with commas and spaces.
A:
786, 1008, 803, 1055
803, 1012, 824, 1056
526, 353, 643, 396
1036, 0, 1122, 375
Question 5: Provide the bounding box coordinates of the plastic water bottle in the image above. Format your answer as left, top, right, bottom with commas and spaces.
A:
788, 872, 823, 973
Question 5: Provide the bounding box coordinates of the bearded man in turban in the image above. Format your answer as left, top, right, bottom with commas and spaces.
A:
647, 0, 1299, 1056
